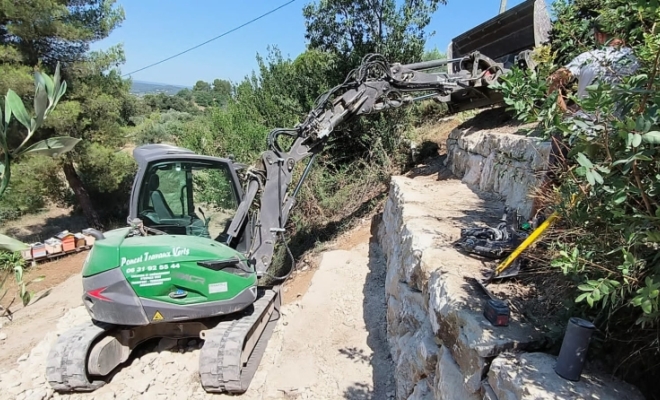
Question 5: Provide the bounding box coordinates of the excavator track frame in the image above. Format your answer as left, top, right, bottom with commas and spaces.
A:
46, 320, 113, 392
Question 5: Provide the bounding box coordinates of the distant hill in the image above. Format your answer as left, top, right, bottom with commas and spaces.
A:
130, 80, 190, 96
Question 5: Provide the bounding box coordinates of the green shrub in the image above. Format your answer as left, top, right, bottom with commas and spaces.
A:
490, 1, 660, 393
0, 155, 69, 221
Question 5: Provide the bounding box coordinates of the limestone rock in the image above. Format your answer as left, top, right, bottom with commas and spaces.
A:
434, 346, 480, 400
157, 337, 178, 352
446, 127, 551, 219
407, 379, 434, 400
488, 352, 645, 400
428, 268, 547, 393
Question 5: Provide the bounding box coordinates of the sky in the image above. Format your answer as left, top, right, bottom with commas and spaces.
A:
90, 0, 556, 87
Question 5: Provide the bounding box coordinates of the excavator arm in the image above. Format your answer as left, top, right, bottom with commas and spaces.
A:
225, 50, 530, 277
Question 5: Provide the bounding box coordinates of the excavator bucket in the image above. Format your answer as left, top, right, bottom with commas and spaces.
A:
448, 0, 552, 71
444, 0, 552, 113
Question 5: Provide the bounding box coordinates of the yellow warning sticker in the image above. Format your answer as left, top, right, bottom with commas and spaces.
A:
152, 311, 164, 321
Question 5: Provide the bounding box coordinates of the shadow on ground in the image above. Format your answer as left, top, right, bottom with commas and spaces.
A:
3, 212, 89, 243
341, 214, 395, 400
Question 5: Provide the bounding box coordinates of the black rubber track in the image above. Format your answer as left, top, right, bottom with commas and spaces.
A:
199, 288, 281, 393
46, 320, 113, 392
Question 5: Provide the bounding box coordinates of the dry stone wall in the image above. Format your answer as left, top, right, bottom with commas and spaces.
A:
376, 173, 645, 400
446, 127, 551, 219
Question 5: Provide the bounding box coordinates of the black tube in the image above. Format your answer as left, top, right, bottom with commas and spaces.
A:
554, 317, 596, 381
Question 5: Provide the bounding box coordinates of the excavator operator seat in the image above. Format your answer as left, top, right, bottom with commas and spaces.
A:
148, 174, 175, 220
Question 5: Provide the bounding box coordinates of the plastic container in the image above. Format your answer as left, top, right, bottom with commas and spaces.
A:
555, 317, 596, 381
484, 299, 510, 326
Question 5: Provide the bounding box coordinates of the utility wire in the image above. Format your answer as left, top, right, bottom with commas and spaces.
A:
122, 0, 296, 77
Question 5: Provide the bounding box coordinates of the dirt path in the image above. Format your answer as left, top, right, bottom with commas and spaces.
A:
0, 264, 85, 368
253, 224, 394, 399
0, 219, 393, 400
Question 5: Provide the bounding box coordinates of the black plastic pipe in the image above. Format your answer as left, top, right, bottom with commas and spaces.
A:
554, 317, 596, 381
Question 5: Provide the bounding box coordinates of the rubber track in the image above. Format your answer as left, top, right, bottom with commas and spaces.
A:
199, 288, 280, 393
46, 320, 113, 392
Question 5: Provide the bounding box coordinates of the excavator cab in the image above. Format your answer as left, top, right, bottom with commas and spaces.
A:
129, 144, 252, 251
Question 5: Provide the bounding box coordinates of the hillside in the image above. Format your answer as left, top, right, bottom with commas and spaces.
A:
130, 80, 190, 96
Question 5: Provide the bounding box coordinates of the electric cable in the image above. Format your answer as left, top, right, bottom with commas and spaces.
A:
122, 0, 296, 77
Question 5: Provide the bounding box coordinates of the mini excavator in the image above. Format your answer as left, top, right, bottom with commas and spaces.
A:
46, 0, 550, 394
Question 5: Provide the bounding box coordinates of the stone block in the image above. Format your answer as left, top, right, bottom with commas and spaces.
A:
434, 346, 480, 400
428, 269, 547, 393
408, 379, 434, 400
488, 352, 645, 400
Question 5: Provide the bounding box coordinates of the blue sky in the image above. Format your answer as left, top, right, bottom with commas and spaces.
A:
91, 0, 555, 87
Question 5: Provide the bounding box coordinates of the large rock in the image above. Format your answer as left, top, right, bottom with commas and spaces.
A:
427, 265, 547, 393
433, 346, 480, 400
446, 127, 551, 219
488, 352, 645, 400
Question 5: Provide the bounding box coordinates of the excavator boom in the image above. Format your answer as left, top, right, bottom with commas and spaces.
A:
231, 49, 534, 277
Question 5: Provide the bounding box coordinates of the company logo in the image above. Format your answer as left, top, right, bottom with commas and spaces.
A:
169, 289, 188, 299
121, 247, 191, 267
173, 273, 205, 284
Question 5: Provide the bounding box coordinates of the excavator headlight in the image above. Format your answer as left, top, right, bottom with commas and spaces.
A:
197, 257, 254, 278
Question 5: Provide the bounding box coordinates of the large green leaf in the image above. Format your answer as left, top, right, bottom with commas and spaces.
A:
40, 71, 55, 104
53, 63, 61, 95
642, 131, 660, 145
0, 234, 28, 252
0, 156, 10, 198
33, 83, 48, 128
21, 137, 81, 157
5, 90, 31, 130
4, 94, 11, 126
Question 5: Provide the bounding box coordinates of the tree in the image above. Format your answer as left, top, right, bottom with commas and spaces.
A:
193, 80, 212, 92
303, 0, 447, 73
212, 78, 232, 107
1, 0, 131, 229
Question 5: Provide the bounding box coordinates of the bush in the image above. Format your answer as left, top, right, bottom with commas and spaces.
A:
0, 155, 69, 221
491, 0, 660, 394
77, 143, 137, 222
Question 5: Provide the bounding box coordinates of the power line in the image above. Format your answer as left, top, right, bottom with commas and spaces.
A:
122, 0, 296, 77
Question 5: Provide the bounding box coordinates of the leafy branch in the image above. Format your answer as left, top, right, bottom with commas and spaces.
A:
0, 63, 80, 251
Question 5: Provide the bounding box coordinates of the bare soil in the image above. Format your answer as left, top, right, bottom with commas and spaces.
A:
0, 205, 88, 244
